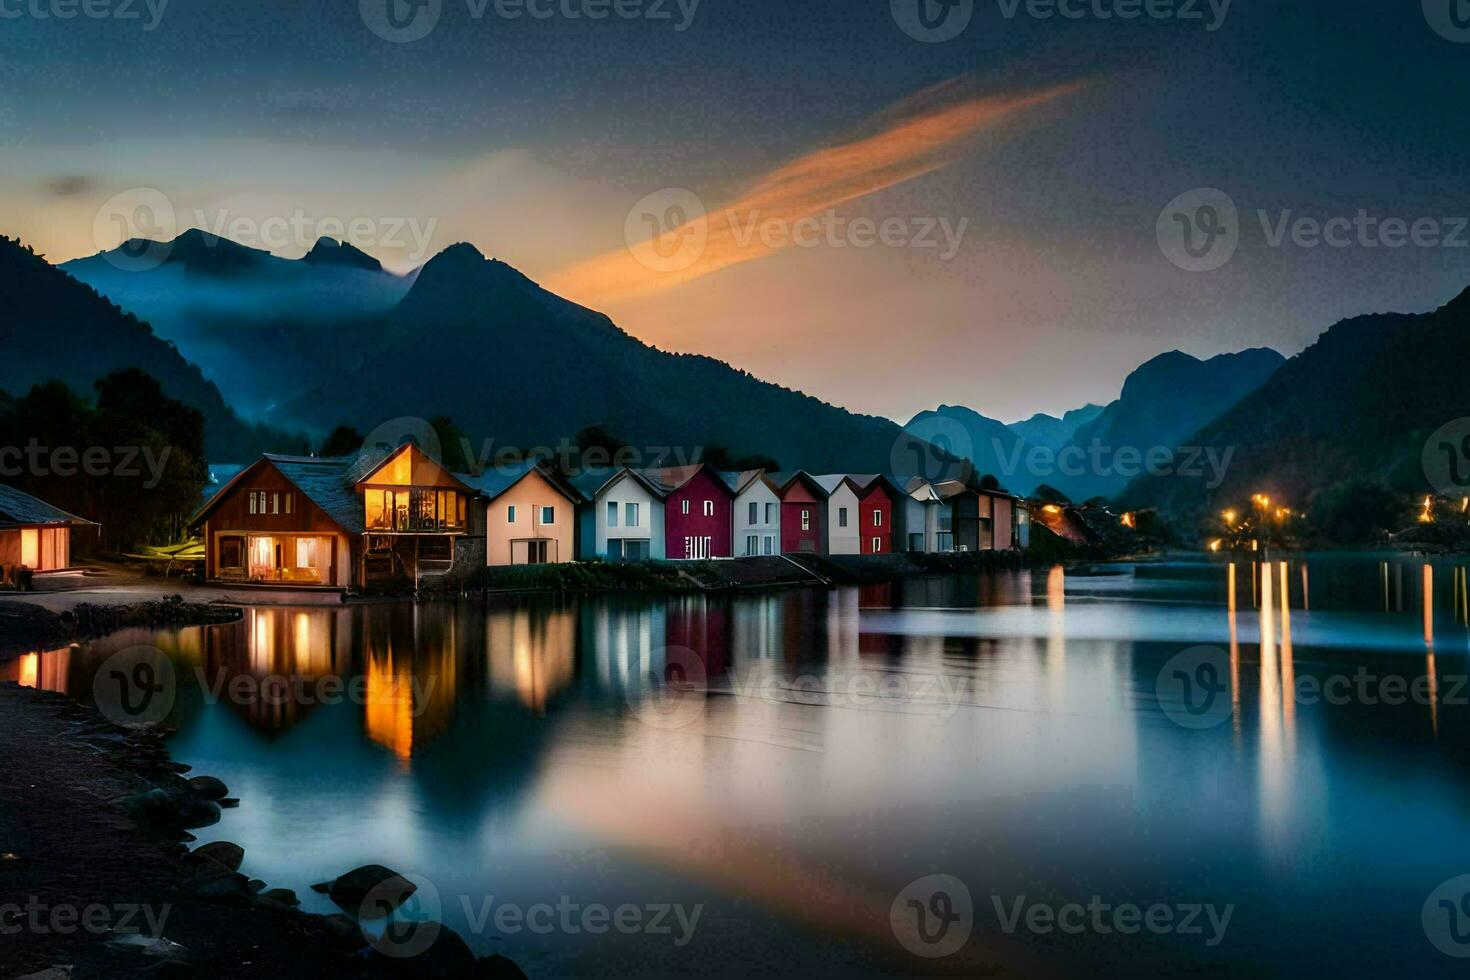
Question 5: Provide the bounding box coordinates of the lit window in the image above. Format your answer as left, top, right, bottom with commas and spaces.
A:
285, 494, 293, 515
541, 506, 555, 525
508, 505, 517, 524
271, 493, 280, 515
874, 509, 882, 526
872, 536, 881, 553
704, 500, 714, 517
248, 491, 257, 515
682, 499, 690, 515
801, 510, 810, 530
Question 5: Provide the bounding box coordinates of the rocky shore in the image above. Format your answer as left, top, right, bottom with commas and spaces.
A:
0, 595, 243, 658
0, 682, 527, 979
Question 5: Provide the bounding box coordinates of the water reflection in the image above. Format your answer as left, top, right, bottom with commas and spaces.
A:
8, 555, 1470, 977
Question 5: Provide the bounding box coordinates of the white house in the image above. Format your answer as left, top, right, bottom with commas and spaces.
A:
901, 477, 944, 553
571, 467, 667, 561
728, 470, 782, 557
813, 475, 862, 556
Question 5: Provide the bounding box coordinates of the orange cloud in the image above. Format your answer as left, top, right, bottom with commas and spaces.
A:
550, 75, 1084, 304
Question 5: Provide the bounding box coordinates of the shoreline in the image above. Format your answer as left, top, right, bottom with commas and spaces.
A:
0, 681, 526, 979
0, 596, 244, 659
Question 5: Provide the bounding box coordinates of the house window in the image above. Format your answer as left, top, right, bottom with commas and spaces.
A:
219, 537, 244, 570
541, 506, 555, 525
507, 505, 517, 524
765, 503, 775, 524
271, 492, 280, 515
626, 502, 639, 526
839, 507, 848, 528
682, 499, 690, 515
871, 536, 882, 553
873, 509, 882, 526
284, 494, 293, 515
749, 502, 758, 524
746, 534, 758, 556
607, 501, 618, 527
763, 536, 774, 555
248, 491, 257, 515
801, 509, 810, 530
703, 500, 714, 517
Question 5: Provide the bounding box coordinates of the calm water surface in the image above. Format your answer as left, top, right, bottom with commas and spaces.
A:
10, 553, 1470, 977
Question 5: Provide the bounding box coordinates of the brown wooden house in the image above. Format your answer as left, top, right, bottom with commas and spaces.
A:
0, 484, 97, 581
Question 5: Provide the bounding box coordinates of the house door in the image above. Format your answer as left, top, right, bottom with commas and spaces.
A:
526, 540, 549, 565
684, 536, 710, 560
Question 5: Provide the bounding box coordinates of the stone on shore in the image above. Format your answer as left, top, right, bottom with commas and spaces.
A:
187, 775, 228, 800
188, 841, 244, 872
321, 864, 418, 918
259, 888, 300, 908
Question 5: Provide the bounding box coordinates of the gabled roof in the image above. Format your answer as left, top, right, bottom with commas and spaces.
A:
768, 470, 829, 498
0, 484, 96, 528
188, 453, 368, 534
353, 443, 475, 493
813, 474, 866, 496
649, 464, 736, 497
933, 479, 1019, 501
723, 469, 780, 495
463, 460, 583, 505
566, 466, 670, 501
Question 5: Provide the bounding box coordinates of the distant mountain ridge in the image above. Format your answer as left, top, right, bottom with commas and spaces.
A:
1008, 404, 1105, 451
1118, 288, 1470, 518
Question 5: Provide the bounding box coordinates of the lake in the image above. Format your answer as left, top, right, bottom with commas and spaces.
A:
8, 553, 1470, 977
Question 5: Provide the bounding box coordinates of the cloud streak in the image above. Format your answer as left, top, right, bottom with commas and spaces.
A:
550, 75, 1085, 304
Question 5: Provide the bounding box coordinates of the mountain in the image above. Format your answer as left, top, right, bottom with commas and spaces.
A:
0, 236, 295, 460
903, 404, 1037, 492
1118, 288, 1470, 519
1008, 404, 1105, 451
62, 231, 413, 419
1055, 348, 1285, 501
282, 244, 916, 472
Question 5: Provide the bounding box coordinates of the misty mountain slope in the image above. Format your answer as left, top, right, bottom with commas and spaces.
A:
903, 404, 1037, 492
1056, 348, 1285, 501
284, 244, 914, 471
1118, 288, 1470, 517
1009, 404, 1105, 451
0, 236, 291, 460
63, 232, 414, 418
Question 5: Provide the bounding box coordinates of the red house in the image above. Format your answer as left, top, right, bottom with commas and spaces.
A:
775, 471, 827, 555
653, 465, 734, 560
851, 475, 898, 555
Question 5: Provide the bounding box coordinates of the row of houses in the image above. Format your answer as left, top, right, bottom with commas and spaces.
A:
186, 443, 1032, 589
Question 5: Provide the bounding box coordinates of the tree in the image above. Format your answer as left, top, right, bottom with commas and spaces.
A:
317, 426, 364, 458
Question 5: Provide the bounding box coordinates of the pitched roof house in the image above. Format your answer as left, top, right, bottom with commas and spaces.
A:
568, 466, 668, 562
0, 484, 96, 577
653, 464, 735, 560
770, 470, 827, 555
727, 470, 782, 558
467, 461, 583, 566
933, 480, 1021, 551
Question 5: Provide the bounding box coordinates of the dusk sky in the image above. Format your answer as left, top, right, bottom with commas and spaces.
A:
5, 0, 1470, 423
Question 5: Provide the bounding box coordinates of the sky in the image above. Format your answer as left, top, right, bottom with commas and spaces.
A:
4, 0, 1470, 424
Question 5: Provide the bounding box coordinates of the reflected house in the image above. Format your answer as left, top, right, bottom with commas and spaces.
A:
0, 484, 97, 579
469, 460, 583, 567
570, 466, 668, 561
654, 464, 736, 561
933, 480, 1020, 551
728, 470, 782, 558
485, 604, 576, 714
201, 606, 349, 733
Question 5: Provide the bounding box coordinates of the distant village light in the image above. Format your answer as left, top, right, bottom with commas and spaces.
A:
1120, 511, 1136, 528
1222, 509, 1237, 526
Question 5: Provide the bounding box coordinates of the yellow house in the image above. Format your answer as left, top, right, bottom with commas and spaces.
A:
469, 461, 583, 567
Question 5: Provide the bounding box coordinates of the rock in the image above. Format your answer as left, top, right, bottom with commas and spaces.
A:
479, 954, 529, 979
323, 865, 417, 918
187, 775, 227, 799
310, 881, 332, 894
258, 888, 300, 908
175, 798, 222, 830
320, 913, 364, 946
219, 798, 240, 809
119, 788, 176, 824
187, 873, 255, 906
370, 922, 474, 975
106, 933, 189, 960
247, 879, 267, 893
188, 841, 244, 872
